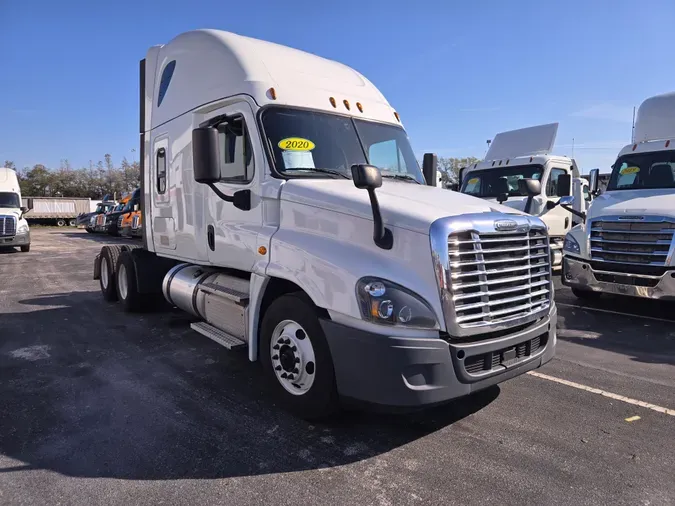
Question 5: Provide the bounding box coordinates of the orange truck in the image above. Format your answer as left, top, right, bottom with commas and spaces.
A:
118, 188, 142, 239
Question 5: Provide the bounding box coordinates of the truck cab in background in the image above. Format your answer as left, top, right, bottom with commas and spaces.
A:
563, 91, 675, 300
459, 123, 591, 272
93, 29, 557, 419
0, 167, 30, 252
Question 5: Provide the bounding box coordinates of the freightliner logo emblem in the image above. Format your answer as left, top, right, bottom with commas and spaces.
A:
494, 219, 518, 231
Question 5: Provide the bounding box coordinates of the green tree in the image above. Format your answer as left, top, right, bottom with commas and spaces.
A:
437, 157, 482, 185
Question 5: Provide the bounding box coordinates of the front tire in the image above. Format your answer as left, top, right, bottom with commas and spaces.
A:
260, 293, 339, 420
99, 246, 122, 301
20, 245, 30, 253
572, 287, 602, 300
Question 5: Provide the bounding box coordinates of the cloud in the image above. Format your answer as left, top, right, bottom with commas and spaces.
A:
570, 103, 634, 123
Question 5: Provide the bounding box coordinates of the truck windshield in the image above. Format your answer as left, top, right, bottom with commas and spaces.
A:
261, 107, 424, 183
460, 165, 544, 198
0, 192, 21, 208
608, 152, 675, 191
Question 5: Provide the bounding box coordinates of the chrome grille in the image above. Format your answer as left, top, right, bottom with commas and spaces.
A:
590, 217, 675, 266
448, 228, 551, 328
0, 215, 17, 237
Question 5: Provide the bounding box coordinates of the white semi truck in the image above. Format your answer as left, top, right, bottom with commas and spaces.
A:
562, 91, 675, 300
93, 29, 557, 419
0, 167, 30, 252
459, 123, 590, 272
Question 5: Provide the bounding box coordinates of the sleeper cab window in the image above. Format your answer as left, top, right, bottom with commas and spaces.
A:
157, 60, 176, 107
157, 148, 167, 194
217, 116, 254, 182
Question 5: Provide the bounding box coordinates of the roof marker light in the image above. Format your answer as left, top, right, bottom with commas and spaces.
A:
356, 102, 363, 113
498, 160, 502, 166
394, 111, 400, 122
632, 144, 637, 151
529, 157, 533, 162
329, 97, 336, 108
666, 140, 671, 148
268, 87, 277, 100
492, 161, 496, 167
506, 159, 510, 165
343, 99, 350, 111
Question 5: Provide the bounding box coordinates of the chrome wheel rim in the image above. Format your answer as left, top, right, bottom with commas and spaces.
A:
270, 320, 315, 396
118, 263, 128, 300
101, 258, 109, 289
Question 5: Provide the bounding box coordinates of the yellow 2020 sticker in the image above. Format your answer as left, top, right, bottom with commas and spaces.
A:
620, 166, 640, 175
467, 177, 479, 185
278, 137, 315, 151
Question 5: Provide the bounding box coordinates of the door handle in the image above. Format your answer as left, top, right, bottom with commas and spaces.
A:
207, 225, 215, 251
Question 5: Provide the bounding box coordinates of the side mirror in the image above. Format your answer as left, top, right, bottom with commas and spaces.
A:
557, 173, 572, 196
589, 168, 599, 195
458, 167, 466, 187
20, 206, 29, 214
192, 127, 221, 184
351, 164, 392, 249
352, 164, 382, 189
559, 195, 575, 206
518, 178, 541, 214
422, 153, 437, 187
133, 203, 140, 212
496, 176, 510, 204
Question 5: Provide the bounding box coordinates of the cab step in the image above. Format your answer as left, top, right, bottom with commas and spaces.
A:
190, 321, 246, 350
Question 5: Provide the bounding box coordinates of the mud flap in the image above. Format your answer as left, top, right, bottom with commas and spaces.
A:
93, 253, 101, 280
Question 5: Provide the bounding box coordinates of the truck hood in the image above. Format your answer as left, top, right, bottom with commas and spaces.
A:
588, 189, 675, 220
280, 179, 523, 234
0, 207, 21, 218
480, 196, 528, 212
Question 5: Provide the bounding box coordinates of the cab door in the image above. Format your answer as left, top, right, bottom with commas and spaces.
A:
541, 166, 572, 237
203, 102, 262, 272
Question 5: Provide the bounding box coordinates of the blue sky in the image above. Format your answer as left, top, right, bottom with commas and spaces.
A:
1, 0, 674, 174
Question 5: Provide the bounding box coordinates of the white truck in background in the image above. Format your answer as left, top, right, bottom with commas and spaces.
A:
459, 123, 591, 272
92, 29, 557, 419
563, 91, 675, 300
0, 167, 30, 252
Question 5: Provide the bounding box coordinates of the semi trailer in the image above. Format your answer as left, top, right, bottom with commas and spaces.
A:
459, 123, 591, 272
93, 29, 557, 419
21, 196, 92, 227
563, 91, 675, 300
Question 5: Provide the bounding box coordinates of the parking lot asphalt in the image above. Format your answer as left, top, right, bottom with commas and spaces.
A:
1, 229, 673, 506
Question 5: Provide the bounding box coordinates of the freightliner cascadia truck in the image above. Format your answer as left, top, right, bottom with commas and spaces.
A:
563, 91, 675, 301
93, 29, 557, 419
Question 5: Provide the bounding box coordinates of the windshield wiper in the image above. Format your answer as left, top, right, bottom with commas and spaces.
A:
382, 173, 421, 184
286, 168, 350, 179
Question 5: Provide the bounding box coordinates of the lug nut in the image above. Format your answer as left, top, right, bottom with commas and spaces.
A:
294, 357, 300, 363
273, 344, 280, 350
293, 368, 299, 374
272, 355, 279, 360
288, 374, 294, 380
275, 366, 281, 371
281, 373, 288, 379
291, 346, 297, 352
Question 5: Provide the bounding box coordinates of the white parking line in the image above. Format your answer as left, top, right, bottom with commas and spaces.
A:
556, 302, 675, 324
527, 371, 675, 417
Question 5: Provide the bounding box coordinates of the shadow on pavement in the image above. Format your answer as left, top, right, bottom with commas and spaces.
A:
0, 291, 498, 480
556, 294, 675, 367
59, 231, 138, 244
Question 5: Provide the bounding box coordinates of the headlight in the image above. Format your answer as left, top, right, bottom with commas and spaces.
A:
17, 223, 28, 234
563, 234, 580, 255
356, 277, 439, 329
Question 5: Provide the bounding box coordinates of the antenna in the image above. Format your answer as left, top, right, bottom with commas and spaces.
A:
572, 137, 575, 157
631, 106, 636, 143
484, 139, 491, 156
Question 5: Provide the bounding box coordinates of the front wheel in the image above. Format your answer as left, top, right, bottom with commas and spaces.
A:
260, 293, 339, 420
572, 287, 602, 300
20, 245, 30, 253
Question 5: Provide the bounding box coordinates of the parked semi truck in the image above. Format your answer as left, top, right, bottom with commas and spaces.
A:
21, 196, 91, 227
0, 168, 30, 252
93, 29, 557, 419
563, 91, 675, 300
459, 123, 591, 272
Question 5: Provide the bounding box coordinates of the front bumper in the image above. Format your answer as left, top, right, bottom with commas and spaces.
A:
0, 231, 30, 247
562, 256, 675, 300
321, 305, 557, 410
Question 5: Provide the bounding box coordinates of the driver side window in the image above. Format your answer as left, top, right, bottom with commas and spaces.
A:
546, 168, 568, 197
